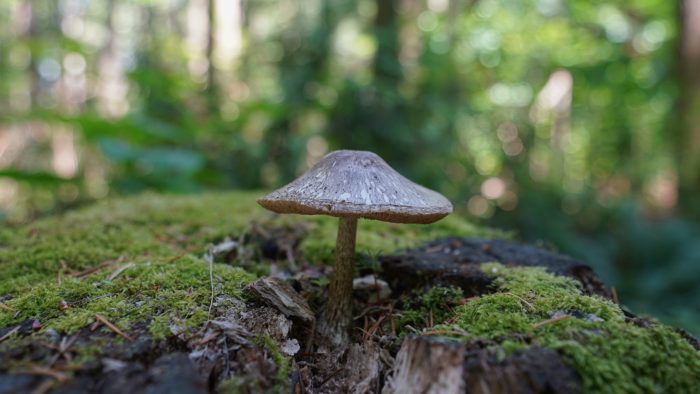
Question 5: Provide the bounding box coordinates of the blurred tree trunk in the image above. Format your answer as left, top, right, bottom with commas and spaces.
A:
205, 0, 219, 116
677, 0, 700, 212
373, 0, 402, 83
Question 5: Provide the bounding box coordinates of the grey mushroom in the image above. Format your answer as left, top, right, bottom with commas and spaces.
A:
258, 150, 452, 346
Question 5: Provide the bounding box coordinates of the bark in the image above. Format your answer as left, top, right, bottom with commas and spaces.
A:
677, 0, 700, 208
384, 336, 581, 394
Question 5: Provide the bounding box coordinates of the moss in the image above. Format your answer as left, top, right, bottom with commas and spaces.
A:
448, 263, 700, 393
395, 286, 465, 334
253, 334, 291, 391
0, 191, 487, 348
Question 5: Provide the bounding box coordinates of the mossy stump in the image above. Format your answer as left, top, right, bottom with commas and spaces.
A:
0, 192, 697, 393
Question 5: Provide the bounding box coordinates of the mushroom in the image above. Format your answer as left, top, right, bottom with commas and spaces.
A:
257, 150, 452, 346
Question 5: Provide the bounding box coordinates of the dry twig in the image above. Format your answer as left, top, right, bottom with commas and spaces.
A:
611, 287, 620, 304
107, 262, 134, 281
0, 326, 19, 343
532, 314, 570, 329
95, 314, 133, 341
0, 302, 14, 312
69, 258, 122, 278
504, 292, 536, 312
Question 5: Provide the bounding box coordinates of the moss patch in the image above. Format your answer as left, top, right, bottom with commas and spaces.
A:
448, 263, 700, 393
0, 191, 490, 341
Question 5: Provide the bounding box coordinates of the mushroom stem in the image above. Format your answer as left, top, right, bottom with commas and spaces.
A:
321, 216, 358, 346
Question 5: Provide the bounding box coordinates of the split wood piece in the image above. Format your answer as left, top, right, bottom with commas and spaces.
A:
244, 277, 314, 323
344, 342, 384, 394
383, 335, 582, 394
383, 336, 465, 394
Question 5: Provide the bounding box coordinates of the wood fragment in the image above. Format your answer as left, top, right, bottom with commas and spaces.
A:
95, 314, 133, 341
28, 366, 70, 383
0, 302, 14, 311
533, 314, 570, 329
31, 379, 56, 394
384, 336, 465, 394
0, 325, 19, 343
244, 277, 315, 322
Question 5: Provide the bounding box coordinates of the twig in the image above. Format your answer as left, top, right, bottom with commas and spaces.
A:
208, 254, 214, 317
223, 336, 230, 379
107, 263, 134, 281
0, 302, 14, 312
449, 296, 480, 305
318, 368, 344, 388
95, 314, 133, 341
0, 326, 19, 343
423, 328, 469, 336
31, 379, 55, 394
504, 292, 535, 312
69, 258, 122, 278
532, 314, 570, 329
48, 335, 79, 366
611, 287, 620, 304
28, 366, 69, 382
364, 314, 387, 341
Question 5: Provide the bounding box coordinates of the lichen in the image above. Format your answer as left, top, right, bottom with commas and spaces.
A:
446, 263, 700, 393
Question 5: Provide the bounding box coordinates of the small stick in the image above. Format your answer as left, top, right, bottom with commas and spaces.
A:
389, 304, 396, 337
28, 366, 69, 382
504, 292, 535, 312
0, 326, 19, 343
95, 314, 133, 341
428, 309, 434, 328
423, 328, 469, 336
367, 314, 387, 339
0, 302, 14, 312
450, 296, 480, 305
69, 259, 120, 278
533, 314, 570, 329
611, 287, 620, 304
197, 331, 219, 346
107, 263, 134, 281
31, 379, 55, 394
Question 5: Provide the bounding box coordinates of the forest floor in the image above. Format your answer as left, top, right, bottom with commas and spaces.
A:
0, 192, 698, 394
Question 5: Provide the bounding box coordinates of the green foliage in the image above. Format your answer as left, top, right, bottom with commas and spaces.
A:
450, 263, 700, 394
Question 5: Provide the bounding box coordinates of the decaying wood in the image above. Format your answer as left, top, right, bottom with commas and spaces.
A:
380, 238, 610, 298
383, 336, 465, 394
344, 342, 385, 394
244, 277, 315, 323
383, 335, 581, 394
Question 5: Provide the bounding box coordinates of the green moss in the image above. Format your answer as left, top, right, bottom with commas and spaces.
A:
449, 263, 700, 393
395, 286, 465, 334
1, 191, 487, 348
253, 334, 291, 391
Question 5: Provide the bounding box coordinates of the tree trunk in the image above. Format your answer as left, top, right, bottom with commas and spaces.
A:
676, 0, 700, 212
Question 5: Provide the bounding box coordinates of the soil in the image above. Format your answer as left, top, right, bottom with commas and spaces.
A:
0, 233, 694, 394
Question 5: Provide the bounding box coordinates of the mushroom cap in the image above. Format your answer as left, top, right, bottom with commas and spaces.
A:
258, 150, 453, 224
